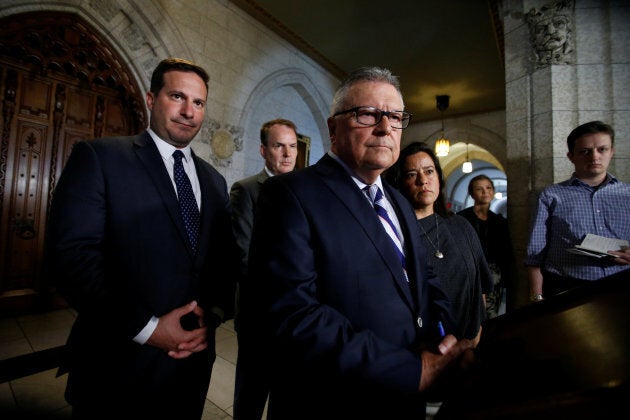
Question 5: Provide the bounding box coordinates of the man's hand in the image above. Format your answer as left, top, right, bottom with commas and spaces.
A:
609, 247, 630, 265
146, 300, 208, 359
418, 334, 477, 398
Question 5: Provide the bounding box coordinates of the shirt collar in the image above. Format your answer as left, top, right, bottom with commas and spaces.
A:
327, 151, 384, 191
147, 128, 193, 161
569, 172, 617, 188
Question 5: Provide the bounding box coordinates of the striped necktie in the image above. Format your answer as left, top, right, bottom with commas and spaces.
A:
173, 150, 200, 252
366, 185, 407, 281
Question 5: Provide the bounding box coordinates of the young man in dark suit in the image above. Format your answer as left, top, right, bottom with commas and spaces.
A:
46, 58, 239, 419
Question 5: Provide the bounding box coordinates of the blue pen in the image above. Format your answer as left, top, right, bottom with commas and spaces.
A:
437, 321, 445, 337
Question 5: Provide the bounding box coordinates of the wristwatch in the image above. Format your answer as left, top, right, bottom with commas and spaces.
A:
530, 293, 544, 302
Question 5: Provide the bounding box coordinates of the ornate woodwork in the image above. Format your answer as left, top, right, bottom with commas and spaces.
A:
0, 12, 147, 313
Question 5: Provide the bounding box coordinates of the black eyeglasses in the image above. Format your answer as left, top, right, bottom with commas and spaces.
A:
332, 106, 412, 129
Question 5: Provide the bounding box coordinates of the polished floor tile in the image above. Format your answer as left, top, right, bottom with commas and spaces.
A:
1, 310, 438, 419
0, 310, 238, 419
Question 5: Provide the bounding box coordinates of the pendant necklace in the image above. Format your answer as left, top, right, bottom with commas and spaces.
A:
419, 214, 444, 259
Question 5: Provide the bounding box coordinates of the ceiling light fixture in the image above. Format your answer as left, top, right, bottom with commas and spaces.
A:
462, 143, 473, 173
435, 95, 450, 157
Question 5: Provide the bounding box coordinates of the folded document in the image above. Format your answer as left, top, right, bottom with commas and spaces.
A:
568, 234, 629, 258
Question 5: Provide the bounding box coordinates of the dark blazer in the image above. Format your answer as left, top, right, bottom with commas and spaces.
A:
245, 154, 452, 420
46, 132, 238, 418
457, 207, 517, 289
230, 169, 269, 277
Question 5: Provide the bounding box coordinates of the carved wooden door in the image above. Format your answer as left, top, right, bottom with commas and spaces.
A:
0, 12, 146, 313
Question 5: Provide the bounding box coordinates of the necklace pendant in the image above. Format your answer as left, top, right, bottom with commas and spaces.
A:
434, 251, 444, 259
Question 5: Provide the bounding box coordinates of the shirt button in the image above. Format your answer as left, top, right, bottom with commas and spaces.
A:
417, 317, 423, 328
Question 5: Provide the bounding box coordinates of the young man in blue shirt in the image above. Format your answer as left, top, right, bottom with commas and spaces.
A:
525, 121, 630, 301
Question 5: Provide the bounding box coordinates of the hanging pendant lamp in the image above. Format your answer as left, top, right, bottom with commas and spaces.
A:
435, 95, 450, 157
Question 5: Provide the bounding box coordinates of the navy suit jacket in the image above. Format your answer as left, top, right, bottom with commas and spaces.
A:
246, 154, 452, 419
46, 132, 238, 415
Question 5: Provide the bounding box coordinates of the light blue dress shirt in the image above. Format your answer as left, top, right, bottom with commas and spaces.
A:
525, 173, 630, 280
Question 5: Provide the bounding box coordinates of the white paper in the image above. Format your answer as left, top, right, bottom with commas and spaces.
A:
570, 234, 629, 258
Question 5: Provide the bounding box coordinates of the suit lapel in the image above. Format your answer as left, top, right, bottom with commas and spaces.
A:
382, 183, 425, 305
256, 170, 269, 186
316, 155, 415, 309
194, 153, 216, 262
134, 132, 194, 255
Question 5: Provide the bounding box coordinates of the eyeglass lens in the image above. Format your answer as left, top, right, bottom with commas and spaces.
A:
354, 107, 410, 129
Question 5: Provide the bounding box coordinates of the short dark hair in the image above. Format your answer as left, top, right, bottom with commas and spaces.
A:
149, 58, 209, 95
260, 118, 298, 146
567, 120, 615, 153
330, 66, 403, 115
386, 141, 450, 217
467, 174, 494, 196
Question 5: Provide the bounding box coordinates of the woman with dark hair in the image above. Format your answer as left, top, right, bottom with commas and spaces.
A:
458, 175, 517, 317
386, 142, 491, 340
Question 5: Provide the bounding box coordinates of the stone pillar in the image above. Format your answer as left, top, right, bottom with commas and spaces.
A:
502, 0, 630, 307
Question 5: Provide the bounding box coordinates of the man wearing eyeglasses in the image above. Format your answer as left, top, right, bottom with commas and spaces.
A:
243, 66, 477, 419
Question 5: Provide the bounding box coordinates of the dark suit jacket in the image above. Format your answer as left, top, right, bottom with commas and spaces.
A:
46, 132, 238, 417
245, 154, 452, 419
230, 169, 269, 277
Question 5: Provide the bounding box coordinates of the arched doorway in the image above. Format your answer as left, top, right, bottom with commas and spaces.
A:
0, 11, 147, 313
438, 142, 508, 216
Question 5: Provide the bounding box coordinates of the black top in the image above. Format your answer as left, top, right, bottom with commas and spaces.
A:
417, 214, 490, 339
457, 207, 517, 289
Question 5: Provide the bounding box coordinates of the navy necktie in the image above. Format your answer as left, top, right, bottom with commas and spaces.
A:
366, 185, 407, 281
173, 150, 200, 252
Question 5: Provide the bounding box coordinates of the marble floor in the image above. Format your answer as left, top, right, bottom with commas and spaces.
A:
0, 308, 241, 419
1, 308, 439, 419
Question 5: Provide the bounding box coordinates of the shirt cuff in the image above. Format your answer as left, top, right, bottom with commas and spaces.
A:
133, 316, 159, 345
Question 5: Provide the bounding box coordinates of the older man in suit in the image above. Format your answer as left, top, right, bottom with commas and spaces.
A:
230, 118, 298, 419
46, 58, 239, 419
245, 67, 477, 419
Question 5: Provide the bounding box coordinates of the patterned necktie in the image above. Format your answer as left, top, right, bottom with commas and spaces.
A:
366, 185, 407, 281
173, 150, 200, 252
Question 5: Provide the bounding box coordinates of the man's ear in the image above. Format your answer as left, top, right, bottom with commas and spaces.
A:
327, 117, 336, 144
146, 91, 155, 111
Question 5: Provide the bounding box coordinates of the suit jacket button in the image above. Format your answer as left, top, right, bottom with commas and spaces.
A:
416, 316, 423, 328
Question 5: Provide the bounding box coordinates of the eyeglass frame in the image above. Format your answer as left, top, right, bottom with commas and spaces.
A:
331, 106, 412, 130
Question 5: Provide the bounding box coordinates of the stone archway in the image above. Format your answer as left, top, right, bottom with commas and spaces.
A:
238, 68, 331, 167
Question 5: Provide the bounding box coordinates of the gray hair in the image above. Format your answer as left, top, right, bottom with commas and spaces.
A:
330, 67, 404, 115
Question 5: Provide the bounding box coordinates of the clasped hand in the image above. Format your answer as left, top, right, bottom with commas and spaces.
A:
419, 333, 478, 400
146, 300, 208, 359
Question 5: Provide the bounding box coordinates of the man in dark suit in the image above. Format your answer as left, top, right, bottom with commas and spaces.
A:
46, 58, 239, 419
245, 67, 477, 419
230, 118, 298, 419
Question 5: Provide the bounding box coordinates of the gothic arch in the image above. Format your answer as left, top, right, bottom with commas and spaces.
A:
239, 68, 331, 153
0, 0, 191, 93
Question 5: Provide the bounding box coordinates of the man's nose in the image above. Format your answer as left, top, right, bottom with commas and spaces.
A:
181, 101, 195, 117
